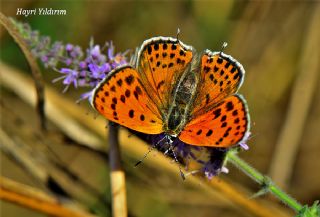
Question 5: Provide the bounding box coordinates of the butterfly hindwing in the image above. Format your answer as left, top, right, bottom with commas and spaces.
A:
91, 37, 251, 148
192, 51, 245, 116
179, 94, 250, 147
137, 37, 193, 111
91, 65, 163, 134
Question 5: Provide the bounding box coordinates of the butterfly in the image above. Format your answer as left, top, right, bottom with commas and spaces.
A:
91, 36, 250, 148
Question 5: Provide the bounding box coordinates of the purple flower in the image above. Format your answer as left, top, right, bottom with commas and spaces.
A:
239, 131, 251, 150
64, 58, 72, 66
41, 55, 48, 63
88, 62, 111, 79
53, 68, 79, 92
70, 46, 83, 58
12, 19, 128, 98
76, 91, 94, 103
65, 43, 73, 52
88, 45, 106, 63
79, 61, 87, 69
107, 41, 115, 60
201, 148, 228, 179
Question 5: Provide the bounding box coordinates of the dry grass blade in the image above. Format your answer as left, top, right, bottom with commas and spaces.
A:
0, 176, 98, 217
108, 123, 128, 217
0, 62, 102, 151
269, 6, 320, 189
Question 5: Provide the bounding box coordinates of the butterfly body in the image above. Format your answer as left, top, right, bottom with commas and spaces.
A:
91, 37, 250, 148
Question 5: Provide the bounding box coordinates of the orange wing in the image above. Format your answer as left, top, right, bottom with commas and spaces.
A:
192, 50, 245, 116
91, 65, 163, 134
179, 95, 250, 147
136, 37, 193, 112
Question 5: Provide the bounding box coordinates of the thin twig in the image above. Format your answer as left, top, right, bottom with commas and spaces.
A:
227, 151, 303, 213
0, 176, 98, 217
108, 122, 128, 217
0, 12, 46, 130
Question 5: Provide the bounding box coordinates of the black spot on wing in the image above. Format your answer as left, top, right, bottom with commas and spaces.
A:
212, 108, 221, 119
120, 95, 125, 103
125, 89, 131, 97
231, 66, 237, 73
125, 75, 134, 85
163, 43, 168, 50
129, 110, 134, 118
157, 80, 165, 90
147, 46, 152, 55
135, 86, 142, 95
226, 101, 234, 111
117, 79, 123, 87
203, 66, 210, 73
112, 97, 117, 104
154, 43, 159, 51
206, 129, 213, 137
196, 129, 202, 135
110, 85, 116, 92
232, 110, 238, 116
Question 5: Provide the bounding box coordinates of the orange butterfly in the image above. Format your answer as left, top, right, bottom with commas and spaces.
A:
91, 37, 250, 148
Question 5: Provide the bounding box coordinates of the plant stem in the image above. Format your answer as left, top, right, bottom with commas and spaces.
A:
108, 122, 127, 217
227, 150, 303, 213
0, 12, 46, 130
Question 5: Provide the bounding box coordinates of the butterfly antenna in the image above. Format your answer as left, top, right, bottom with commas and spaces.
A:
134, 136, 166, 167
166, 136, 186, 180
220, 42, 228, 55
176, 28, 181, 42
134, 144, 156, 167
130, 47, 139, 66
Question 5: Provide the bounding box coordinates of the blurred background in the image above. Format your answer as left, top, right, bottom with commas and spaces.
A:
0, 1, 319, 217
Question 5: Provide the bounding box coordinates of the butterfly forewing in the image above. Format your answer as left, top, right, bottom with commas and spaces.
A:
137, 37, 193, 111
179, 94, 250, 147
91, 37, 251, 148
91, 65, 163, 134
191, 51, 245, 117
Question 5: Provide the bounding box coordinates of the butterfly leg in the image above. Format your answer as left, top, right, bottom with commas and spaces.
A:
165, 135, 186, 180
134, 136, 167, 167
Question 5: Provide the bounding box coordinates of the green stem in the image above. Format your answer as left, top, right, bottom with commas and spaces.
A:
227, 150, 303, 213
